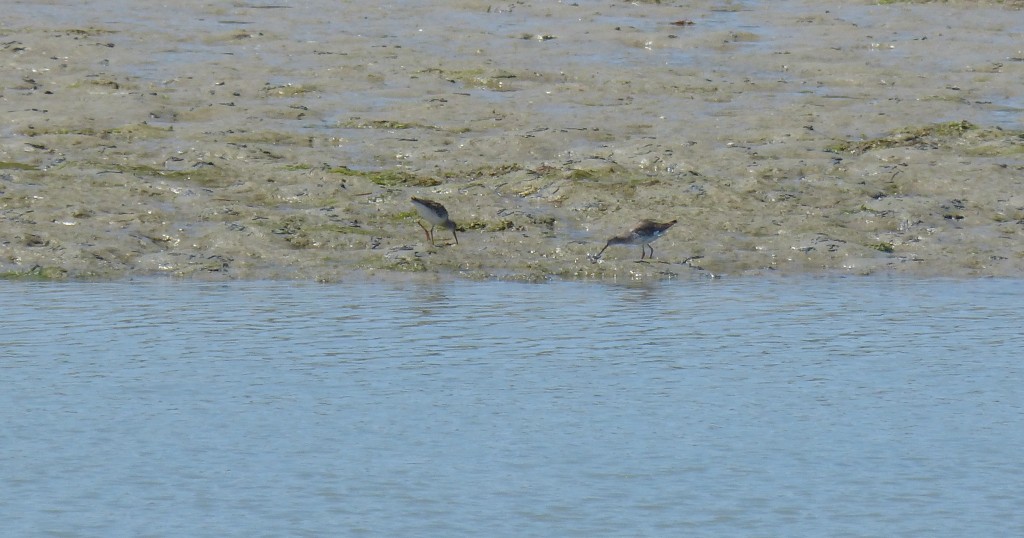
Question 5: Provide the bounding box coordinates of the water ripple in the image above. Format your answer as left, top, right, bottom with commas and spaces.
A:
2, 277, 1023, 536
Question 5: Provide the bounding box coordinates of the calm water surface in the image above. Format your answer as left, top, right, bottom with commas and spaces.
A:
3, 277, 1023, 537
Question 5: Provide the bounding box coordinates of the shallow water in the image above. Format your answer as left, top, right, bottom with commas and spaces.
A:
3, 277, 1023, 536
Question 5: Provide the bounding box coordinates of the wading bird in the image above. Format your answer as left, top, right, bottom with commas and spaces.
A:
411, 197, 458, 246
595, 219, 677, 260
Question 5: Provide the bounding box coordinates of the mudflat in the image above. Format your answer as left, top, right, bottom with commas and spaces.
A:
2, 0, 1022, 281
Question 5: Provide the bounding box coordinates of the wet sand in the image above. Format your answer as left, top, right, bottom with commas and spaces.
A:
2, 0, 1023, 281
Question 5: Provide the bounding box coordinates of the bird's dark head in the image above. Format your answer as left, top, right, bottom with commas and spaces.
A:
446, 221, 459, 244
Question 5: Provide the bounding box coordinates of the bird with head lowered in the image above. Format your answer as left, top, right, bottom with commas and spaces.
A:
595, 219, 677, 260
411, 197, 458, 246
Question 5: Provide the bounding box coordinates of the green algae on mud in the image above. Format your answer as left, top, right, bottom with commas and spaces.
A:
0, 162, 38, 171
327, 166, 441, 187
826, 121, 991, 154
0, 265, 70, 281
421, 67, 519, 92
